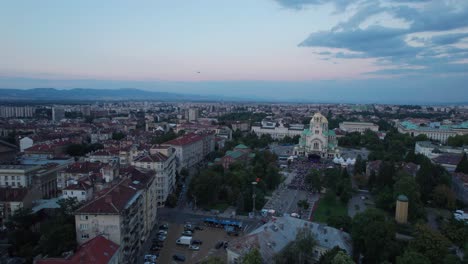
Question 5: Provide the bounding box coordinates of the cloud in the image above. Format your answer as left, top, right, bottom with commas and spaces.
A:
295, 0, 468, 76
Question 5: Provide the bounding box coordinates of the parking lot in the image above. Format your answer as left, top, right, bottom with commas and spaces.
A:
148, 222, 238, 264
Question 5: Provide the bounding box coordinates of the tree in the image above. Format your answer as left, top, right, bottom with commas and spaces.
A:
319, 247, 347, 264
396, 250, 431, 264
306, 169, 322, 193
393, 173, 425, 221
297, 200, 310, 212
331, 251, 355, 264
112, 131, 126, 140
275, 228, 317, 264
354, 155, 366, 175
327, 215, 352, 232
432, 184, 456, 210
351, 208, 396, 263
243, 248, 263, 264
409, 224, 450, 263
441, 219, 468, 248
455, 152, 468, 174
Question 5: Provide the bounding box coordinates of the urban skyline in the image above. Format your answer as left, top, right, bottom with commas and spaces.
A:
1, 0, 468, 103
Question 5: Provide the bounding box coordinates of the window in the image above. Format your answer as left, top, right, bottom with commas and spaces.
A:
82, 192, 86, 195
315, 130, 319, 134
81, 234, 89, 239
313, 142, 319, 150
64, 191, 67, 195
79, 224, 89, 230
5, 176, 8, 180
16, 176, 20, 180
80, 215, 88, 221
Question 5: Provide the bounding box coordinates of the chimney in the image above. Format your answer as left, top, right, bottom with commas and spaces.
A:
105, 195, 112, 204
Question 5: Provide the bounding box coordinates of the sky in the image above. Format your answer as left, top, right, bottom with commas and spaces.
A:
1, 0, 467, 103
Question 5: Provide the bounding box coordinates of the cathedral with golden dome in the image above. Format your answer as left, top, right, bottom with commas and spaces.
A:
294, 112, 339, 159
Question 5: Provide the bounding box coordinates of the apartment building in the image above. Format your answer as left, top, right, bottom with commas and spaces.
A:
132, 146, 176, 207
163, 132, 215, 170
74, 181, 145, 264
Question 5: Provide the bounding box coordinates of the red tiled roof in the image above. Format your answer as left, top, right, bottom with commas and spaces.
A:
36, 235, 119, 264
75, 181, 138, 215
64, 162, 103, 174
163, 133, 205, 146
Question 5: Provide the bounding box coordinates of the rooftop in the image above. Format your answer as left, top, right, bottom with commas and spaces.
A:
36, 235, 119, 264
75, 181, 140, 215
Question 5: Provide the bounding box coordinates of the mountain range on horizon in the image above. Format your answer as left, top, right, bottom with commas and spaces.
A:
0, 88, 241, 102
0, 87, 467, 105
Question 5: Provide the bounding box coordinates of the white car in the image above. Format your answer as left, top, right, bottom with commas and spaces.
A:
158, 230, 168, 236
144, 254, 157, 262
189, 245, 200, 251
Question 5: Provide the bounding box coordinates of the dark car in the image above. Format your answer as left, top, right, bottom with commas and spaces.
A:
172, 254, 186, 262
159, 224, 169, 230
150, 245, 161, 252
215, 241, 224, 249
224, 241, 229, 249
192, 239, 203, 245
227, 230, 239, 236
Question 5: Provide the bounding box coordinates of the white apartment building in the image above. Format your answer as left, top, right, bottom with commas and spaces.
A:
0, 106, 36, 118
19, 137, 33, 152
0, 165, 40, 188
163, 132, 215, 170
74, 182, 145, 264
339, 122, 379, 133
62, 182, 94, 202
132, 146, 176, 207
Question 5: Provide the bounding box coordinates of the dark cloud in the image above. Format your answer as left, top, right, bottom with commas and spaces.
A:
296, 0, 468, 76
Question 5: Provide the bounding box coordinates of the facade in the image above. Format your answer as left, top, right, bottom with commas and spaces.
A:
52, 107, 65, 122
63, 182, 94, 202
227, 216, 352, 264
163, 132, 215, 170
251, 119, 304, 140
20, 137, 33, 152
0, 165, 40, 188
0, 106, 35, 118
0, 187, 39, 227
0, 140, 18, 163
415, 141, 466, 159
339, 122, 379, 133
231, 122, 250, 132
294, 113, 339, 159
398, 120, 468, 143
132, 146, 177, 206
188, 108, 199, 121
74, 182, 145, 264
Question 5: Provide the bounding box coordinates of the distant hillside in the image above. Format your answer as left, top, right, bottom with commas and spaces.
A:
0, 88, 226, 101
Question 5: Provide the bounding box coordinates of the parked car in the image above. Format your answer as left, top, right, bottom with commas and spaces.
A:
172, 254, 186, 262
144, 254, 158, 263
224, 241, 229, 249
181, 230, 193, 236
159, 224, 169, 230
189, 244, 200, 251
158, 230, 168, 236
192, 239, 203, 245
158, 235, 167, 241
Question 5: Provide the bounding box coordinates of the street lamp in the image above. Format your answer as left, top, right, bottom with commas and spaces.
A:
251, 181, 258, 216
